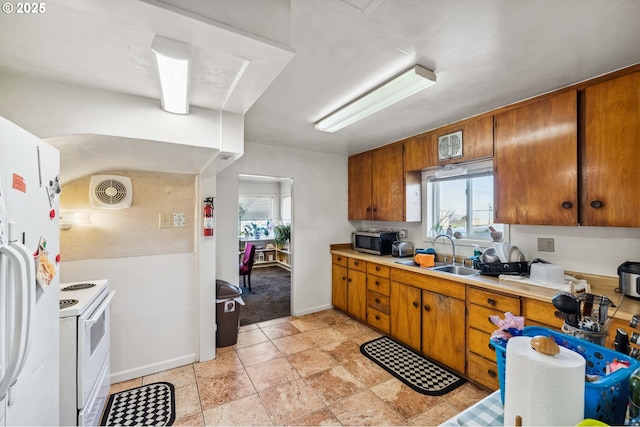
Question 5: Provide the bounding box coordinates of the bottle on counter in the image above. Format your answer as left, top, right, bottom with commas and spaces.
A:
446, 226, 453, 237
473, 244, 481, 256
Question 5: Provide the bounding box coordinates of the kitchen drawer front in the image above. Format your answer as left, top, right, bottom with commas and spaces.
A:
390, 268, 465, 300
367, 262, 390, 278
468, 304, 504, 335
367, 307, 390, 333
522, 297, 562, 328
467, 352, 500, 391
468, 328, 496, 361
367, 290, 390, 314
367, 276, 390, 296
348, 258, 367, 272
467, 287, 520, 313
332, 254, 348, 267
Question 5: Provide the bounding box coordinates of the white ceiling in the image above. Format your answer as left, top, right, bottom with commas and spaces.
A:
1, 0, 640, 169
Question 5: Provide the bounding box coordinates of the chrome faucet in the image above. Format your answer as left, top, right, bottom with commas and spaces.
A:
435, 234, 456, 266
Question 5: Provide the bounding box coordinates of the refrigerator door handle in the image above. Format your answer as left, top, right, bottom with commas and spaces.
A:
0, 244, 28, 402
7, 241, 35, 405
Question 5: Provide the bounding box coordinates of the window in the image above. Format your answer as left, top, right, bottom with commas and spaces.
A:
239, 195, 275, 237
424, 168, 503, 241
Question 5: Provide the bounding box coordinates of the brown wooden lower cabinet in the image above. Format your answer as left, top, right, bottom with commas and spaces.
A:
390, 281, 422, 351
347, 268, 367, 321
331, 263, 347, 311
422, 290, 466, 374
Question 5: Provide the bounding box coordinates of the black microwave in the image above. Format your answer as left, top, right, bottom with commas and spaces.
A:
352, 231, 398, 255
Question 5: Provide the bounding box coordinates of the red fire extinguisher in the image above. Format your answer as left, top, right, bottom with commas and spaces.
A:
203, 197, 214, 237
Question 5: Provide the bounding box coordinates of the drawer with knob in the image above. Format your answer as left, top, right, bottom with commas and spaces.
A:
468, 327, 496, 361
367, 290, 390, 314
468, 304, 508, 335
467, 352, 500, 391
332, 254, 348, 267
367, 307, 390, 333
348, 257, 367, 272
367, 262, 390, 278
367, 276, 390, 296
468, 287, 520, 312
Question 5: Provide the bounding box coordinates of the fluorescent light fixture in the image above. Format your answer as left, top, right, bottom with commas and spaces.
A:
151, 35, 192, 114
315, 65, 436, 133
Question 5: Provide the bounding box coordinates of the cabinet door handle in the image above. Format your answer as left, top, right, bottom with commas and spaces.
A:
488, 343, 495, 351
366, 207, 372, 212
375, 280, 380, 286
487, 298, 497, 306
375, 265, 381, 271
375, 315, 380, 320
561, 201, 573, 209
342, 276, 346, 281
337, 256, 342, 261
348, 278, 352, 282
375, 298, 380, 303
354, 261, 359, 266
413, 301, 419, 308
373, 207, 377, 213
424, 304, 431, 312
590, 200, 604, 209
487, 369, 497, 378
487, 316, 493, 324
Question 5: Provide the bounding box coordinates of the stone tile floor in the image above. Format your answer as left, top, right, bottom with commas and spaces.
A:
109, 309, 490, 426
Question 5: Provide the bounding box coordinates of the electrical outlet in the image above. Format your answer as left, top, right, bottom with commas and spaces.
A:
399, 229, 408, 238
537, 237, 555, 252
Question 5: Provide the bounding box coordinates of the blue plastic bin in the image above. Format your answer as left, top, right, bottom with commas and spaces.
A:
492, 326, 640, 425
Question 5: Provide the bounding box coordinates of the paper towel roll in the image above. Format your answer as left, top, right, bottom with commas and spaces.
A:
503, 336, 585, 426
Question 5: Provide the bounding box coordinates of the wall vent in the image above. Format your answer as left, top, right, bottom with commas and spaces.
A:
89, 175, 133, 209
438, 130, 463, 161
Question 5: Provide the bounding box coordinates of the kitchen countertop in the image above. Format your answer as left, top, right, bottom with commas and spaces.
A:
330, 246, 640, 323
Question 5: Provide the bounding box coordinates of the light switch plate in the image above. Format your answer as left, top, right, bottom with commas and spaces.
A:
159, 212, 172, 228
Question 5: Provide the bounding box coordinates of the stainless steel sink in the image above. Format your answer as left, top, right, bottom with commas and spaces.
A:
394, 260, 448, 268
429, 264, 481, 276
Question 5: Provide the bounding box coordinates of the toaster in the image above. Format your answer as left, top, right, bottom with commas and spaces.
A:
392, 241, 414, 258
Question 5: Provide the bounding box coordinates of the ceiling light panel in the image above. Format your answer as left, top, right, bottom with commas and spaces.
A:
315, 65, 436, 133
151, 35, 192, 114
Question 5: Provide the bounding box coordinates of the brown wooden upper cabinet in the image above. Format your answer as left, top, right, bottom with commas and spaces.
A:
494, 91, 578, 225
403, 115, 494, 171
348, 144, 405, 221
581, 72, 640, 227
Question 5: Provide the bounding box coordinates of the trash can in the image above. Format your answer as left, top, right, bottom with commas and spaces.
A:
215, 280, 244, 347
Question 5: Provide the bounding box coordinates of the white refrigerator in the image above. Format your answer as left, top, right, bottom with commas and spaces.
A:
0, 116, 61, 426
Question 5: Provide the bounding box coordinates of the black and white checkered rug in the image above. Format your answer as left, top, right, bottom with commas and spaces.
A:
360, 336, 466, 396
100, 382, 175, 426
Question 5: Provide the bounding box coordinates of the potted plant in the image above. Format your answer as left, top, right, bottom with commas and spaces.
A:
273, 224, 291, 249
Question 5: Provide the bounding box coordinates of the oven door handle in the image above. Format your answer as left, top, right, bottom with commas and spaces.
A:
85, 291, 116, 327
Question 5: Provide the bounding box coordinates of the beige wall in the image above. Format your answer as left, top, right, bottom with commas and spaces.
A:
60, 170, 195, 260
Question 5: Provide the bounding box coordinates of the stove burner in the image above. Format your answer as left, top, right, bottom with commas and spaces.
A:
60, 299, 79, 309
61, 283, 96, 291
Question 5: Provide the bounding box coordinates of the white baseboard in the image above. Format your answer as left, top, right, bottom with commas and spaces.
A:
110, 354, 196, 384
292, 303, 333, 317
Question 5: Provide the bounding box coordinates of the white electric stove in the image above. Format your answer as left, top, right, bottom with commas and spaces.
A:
59, 279, 115, 426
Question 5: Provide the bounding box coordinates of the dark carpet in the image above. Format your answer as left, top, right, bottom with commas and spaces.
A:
361, 336, 466, 396
239, 266, 291, 325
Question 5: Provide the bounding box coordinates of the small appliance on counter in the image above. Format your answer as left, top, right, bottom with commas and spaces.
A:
392, 241, 414, 257
618, 261, 640, 300
352, 230, 398, 255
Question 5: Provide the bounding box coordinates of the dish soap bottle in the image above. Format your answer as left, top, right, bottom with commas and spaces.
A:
474, 245, 481, 257
446, 226, 453, 237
